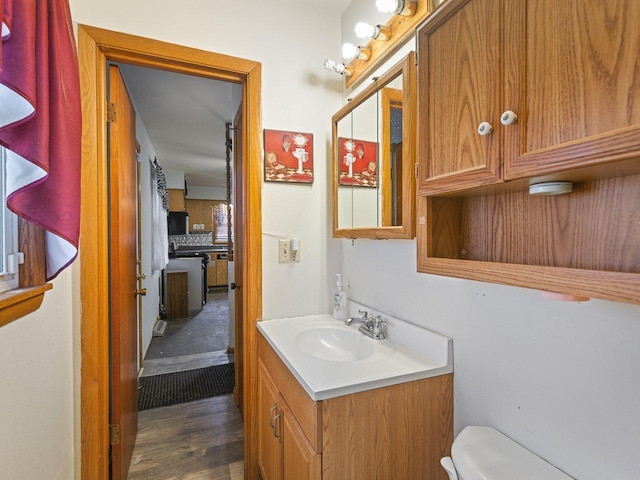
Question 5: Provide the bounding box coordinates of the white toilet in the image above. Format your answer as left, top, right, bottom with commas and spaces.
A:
441, 426, 575, 480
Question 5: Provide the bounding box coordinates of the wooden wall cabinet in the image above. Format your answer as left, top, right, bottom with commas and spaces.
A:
167, 188, 186, 211
416, 0, 640, 304
257, 334, 453, 480
418, 0, 640, 196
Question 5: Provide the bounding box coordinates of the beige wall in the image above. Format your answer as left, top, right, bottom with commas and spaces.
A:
0, 269, 75, 480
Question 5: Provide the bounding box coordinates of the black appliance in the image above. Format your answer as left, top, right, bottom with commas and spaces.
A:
167, 211, 189, 235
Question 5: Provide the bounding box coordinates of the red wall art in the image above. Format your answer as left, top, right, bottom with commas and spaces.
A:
338, 137, 378, 187
263, 129, 314, 184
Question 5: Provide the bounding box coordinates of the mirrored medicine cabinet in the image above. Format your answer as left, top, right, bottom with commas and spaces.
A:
332, 52, 416, 239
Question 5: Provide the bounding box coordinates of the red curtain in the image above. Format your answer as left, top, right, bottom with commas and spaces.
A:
0, 0, 81, 280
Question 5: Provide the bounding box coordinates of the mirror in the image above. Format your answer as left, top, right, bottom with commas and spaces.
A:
332, 52, 416, 239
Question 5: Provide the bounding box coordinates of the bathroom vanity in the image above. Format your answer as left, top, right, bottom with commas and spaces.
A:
257, 314, 453, 480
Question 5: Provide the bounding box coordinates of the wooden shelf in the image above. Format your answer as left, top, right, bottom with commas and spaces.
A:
418, 173, 640, 304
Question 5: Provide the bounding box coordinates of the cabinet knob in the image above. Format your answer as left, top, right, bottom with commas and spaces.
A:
500, 110, 518, 125
477, 122, 493, 136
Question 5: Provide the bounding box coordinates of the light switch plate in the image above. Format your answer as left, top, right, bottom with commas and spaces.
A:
278, 239, 291, 263
278, 239, 301, 263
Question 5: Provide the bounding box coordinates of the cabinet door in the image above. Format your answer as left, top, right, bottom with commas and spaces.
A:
258, 361, 282, 480
504, 0, 640, 179
216, 259, 228, 286
207, 259, 216, 287
167, 189, 185, 211
281, 401, 321, 480
417, 0, 503, 195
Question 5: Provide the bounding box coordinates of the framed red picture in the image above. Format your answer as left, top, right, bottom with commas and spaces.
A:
338, 137, 378, 187
263, 129, 314, 184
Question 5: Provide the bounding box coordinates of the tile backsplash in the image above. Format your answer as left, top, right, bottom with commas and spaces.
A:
170, 232, 213, 246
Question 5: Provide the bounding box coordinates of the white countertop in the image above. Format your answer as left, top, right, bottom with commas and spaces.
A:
257, 313, 453, 401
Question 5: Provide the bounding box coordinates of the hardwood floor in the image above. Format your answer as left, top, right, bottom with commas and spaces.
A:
128, 291, 242, 479
128, 394, 244, 480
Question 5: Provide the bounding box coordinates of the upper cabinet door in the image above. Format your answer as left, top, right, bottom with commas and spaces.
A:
418, 0, 503, 195
504, 0, 640, 180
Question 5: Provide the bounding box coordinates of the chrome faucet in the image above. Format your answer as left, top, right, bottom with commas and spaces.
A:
345, 310, 387, 340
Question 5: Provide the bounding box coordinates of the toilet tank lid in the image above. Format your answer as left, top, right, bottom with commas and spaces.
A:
451, 427, 574, 480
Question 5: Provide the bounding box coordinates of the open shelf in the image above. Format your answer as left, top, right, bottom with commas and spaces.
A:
418, 173, 640, 304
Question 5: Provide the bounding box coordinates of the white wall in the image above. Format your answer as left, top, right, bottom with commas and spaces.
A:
132, 109, 163, 364
69, 0, 344, 321
0, 269, 75, 480
338, 21, 640, 480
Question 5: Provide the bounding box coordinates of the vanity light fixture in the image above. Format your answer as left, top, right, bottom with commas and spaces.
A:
355, 22, 391, 41
528, 181, 573, 196
375, 0, 417, 17
324, 59, 353, 77
342, 43, 372, 61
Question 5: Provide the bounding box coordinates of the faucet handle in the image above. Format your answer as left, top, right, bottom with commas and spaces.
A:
358, 309, 369, 319
372, 315, 387, 335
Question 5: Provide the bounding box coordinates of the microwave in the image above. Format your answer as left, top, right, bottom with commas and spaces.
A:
167, 211, 189, 235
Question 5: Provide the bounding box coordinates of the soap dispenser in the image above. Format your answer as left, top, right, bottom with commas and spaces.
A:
333, 274, 348, 321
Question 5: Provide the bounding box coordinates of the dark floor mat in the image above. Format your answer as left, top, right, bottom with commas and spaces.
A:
138, 363, 235, 410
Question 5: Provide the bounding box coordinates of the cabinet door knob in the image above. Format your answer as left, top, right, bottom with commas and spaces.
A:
500, 110, 518, 125
477, 121, 493, 136
230, 282, 239, 290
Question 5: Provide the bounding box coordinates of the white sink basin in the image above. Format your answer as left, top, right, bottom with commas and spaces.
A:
296, 326, 373, 361
257, 313, 452, 401
295, 325, 397, 362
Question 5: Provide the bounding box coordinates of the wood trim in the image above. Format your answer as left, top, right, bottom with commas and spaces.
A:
78, 25, 263, 479
0, 283, 53, 328
418, 256, 640, 305
333, 53, 416, 240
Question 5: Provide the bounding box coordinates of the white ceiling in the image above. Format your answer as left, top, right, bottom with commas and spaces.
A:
118, 63, 242, 188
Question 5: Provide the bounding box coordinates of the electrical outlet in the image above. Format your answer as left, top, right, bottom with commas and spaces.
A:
278, 239, 291, 263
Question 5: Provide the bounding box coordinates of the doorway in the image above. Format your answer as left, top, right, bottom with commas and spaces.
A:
78, 25, 263, 480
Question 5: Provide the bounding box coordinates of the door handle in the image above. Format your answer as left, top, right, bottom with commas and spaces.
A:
136, 288, 147, 296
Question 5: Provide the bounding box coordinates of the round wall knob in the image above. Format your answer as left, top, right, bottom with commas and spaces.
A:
477, 122, 493, 136
500, 110, 518, 125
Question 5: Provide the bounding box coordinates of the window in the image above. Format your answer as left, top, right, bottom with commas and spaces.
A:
213, 202, 233, 244
0, 146, 19, 293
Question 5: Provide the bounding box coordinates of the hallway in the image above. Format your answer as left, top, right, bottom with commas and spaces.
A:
127, 291, 244, 479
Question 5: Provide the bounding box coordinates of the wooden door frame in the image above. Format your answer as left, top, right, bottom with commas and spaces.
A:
78, 25, 263, 479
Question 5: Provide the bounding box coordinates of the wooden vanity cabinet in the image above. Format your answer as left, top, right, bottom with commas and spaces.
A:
415, 0, 640, 304
257, 334, 453, 480
417, 0, 640, 195
258, 336, 321, 480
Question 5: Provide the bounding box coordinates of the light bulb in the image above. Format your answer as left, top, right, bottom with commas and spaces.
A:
323, 59, 353, 77
355, 22, 391, 41
342, 43, 371, 61
355, 22, 377, 39
342, 43, 359, 60
376, 0, 416, 16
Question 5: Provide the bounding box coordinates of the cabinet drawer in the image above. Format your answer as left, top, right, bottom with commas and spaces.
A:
258, 333, 322, 452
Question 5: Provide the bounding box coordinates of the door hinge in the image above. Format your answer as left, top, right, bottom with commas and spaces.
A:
109, 424, 120, 445
415, 162, 419, 179
107, 102, 118, 123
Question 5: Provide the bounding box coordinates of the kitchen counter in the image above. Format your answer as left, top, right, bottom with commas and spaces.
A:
257, 312, 452, 400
